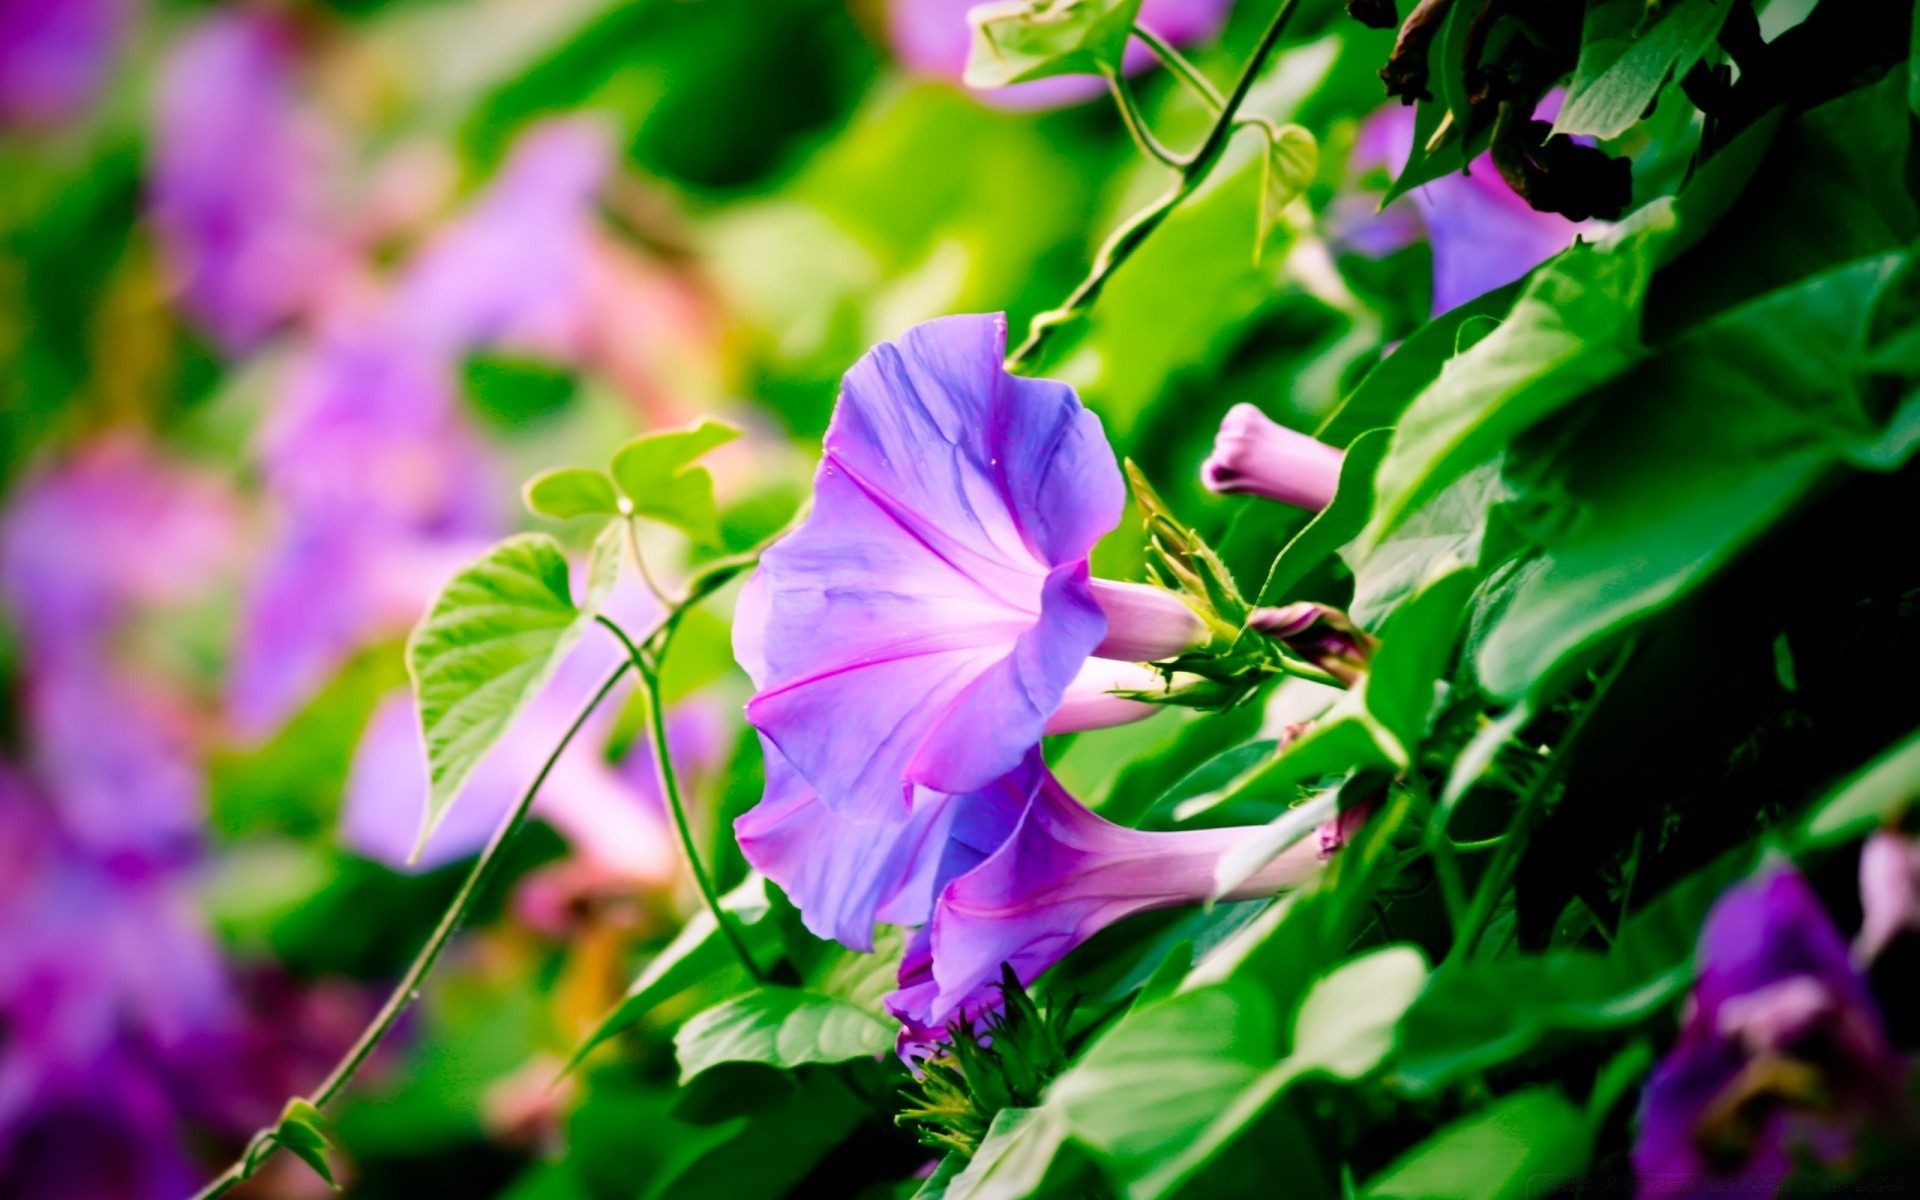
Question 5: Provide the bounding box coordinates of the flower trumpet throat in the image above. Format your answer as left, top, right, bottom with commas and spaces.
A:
1200, 404, 1345, 512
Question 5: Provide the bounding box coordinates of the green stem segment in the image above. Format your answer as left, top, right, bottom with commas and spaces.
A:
596, 613, 763, 980
1102, 62, 1185, 167
1005, 0, 1303, 372
188, 659, 639, 1200
1132, 22, 1224, 111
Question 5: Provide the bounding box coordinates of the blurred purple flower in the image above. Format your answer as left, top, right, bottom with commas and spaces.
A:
0, 0, 132, 131
888, 0, 1234, 110
888, 769, 1344, 1042
150, 6, 348, 353
231, 117, 617, 737
1200, 402, 1345, 511
1855, 827, 1920, 965
0, 777, 233, 1199
1634, 865, 1908, 1194
734, 313, 1124, 824
0, 441, 236, 861
1328, 96, 1592, 316
0, 437, 236, 652
399, 117, 614, 359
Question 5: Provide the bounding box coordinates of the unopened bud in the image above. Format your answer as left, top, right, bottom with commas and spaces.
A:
1089, 578, 1209, 662
1248, 602, 1376, 686
1200, 404, 1344, 512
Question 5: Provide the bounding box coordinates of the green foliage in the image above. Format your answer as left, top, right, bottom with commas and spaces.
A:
1555, 0, 1736, 140
245, 1099, 339, 1190
609, 418, 742, 546
963, 0, 1145, 89
673, 987, 892, 1082
1359, 1087, 1588, 1200
405, 530, 620, 858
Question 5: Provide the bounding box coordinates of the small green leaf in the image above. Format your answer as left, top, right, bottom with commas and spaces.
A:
1361, 1087, 1588, 1200
263, 1098, 338, 1189
523, 467, 622, 520
406, 534, 611, 861
963, 0, 1144, 89
1799, 726, 1920, 845
568, 873, 782, 1070
673, 987, 892, 1083
1257, 124, 1319, 255
1289, 945, 1428, 1081
1245, 429, 1391, 618
610, 418, 742, 545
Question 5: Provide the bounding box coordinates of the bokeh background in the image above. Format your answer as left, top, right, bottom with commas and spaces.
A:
0, 0, 1662, 1195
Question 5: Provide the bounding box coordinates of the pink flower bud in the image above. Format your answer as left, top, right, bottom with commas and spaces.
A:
1089, 578, 1209, 662
1200, 404, 1344, 511
1855, 829, 1920, 965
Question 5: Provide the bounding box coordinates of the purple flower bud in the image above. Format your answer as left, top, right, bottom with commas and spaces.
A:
1043, 659, 1167, 735
1247, 601, 1376, 686
1854, 829, 1920, 965
736, 313, 1123, 823
888, 771, 1348, 1039
1200, 404, 1345, 512
0, 0, 131, 131
1633, 866, 1906, 1187
1088, 578, 1209, 662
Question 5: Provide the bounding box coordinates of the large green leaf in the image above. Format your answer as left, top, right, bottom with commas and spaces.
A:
1359, 202, 1676, 552
1046, 983, 1280, 1198
1122, 947, 1425, 1199
1473, 253, 1909, 700
673, 987, 891, 1082
1361, 1087, 1588, 1200
1554, 0, 1735, 140
405, 530, 620, 859
943, 1106, 1083, 1200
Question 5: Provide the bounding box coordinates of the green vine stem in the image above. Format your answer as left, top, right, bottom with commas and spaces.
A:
1101, 61, 1185, 167
1132, 22, 1225, 112
596, 612, 763, 980
1445, 646, 1635, 965
1004, 0, 1303, 373
188, 657, 641, 1200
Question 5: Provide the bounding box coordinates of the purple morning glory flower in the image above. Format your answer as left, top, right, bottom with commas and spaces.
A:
0, 0, 132, 131
1328, 96, 1592, 316
734, 313, 1126, 824
1634, 865, 1908, 1194
888, 769, 1348, 1041
887, 0, 1235, 110
1200, 403, 1346, 511
150, 7, 348, 353
737, 743, 1039, 952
